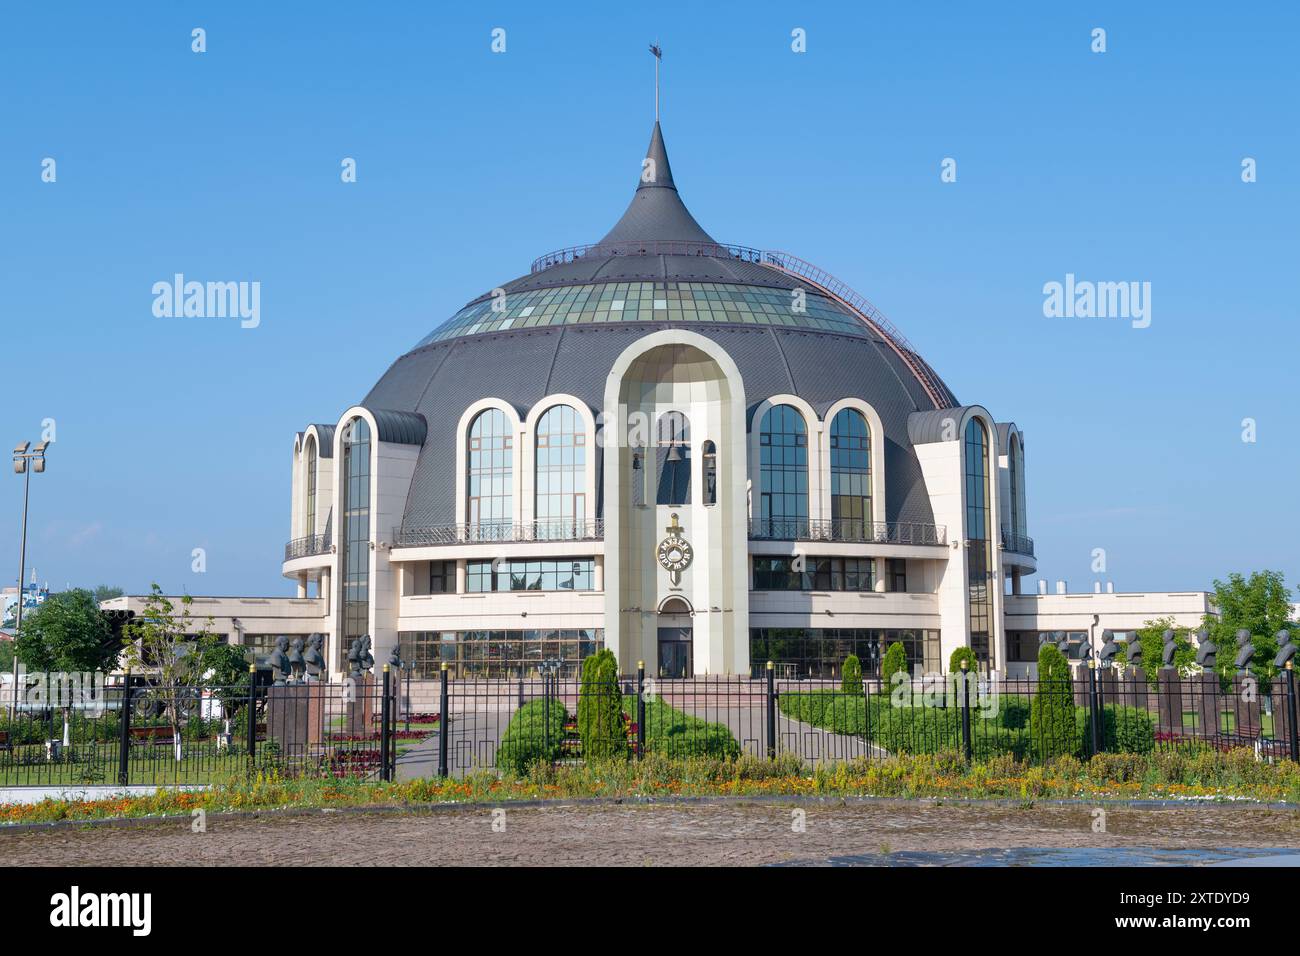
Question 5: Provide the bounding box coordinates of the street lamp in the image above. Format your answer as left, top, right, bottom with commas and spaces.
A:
11, 440, 48, 715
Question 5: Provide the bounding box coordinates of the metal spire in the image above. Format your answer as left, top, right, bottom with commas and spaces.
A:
649, 43, 662, 121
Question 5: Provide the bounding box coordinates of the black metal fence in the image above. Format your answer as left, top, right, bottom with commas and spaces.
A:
0, 672, 399, 787
427, 664, 1300, 777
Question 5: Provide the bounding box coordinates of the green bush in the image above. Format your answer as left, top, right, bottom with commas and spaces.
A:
880, 642, 908, 690
1075, 704, 1155, 757
496, 699, 567, 774
1030, 643, 1079, 760
577, 649, 627, 760
841, 654, 863, 695
628, 696, 740, 760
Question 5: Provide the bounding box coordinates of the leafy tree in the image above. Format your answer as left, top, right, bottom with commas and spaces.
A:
880, 642, 908, 694
841, 654, 863, 694
1204, 570, 1294, 691
577, 649, 626, 760
201, 642, 253, 723
1030, 643, 1078, 759
1122, 617, 1195, 688
0, 640, 13, 674
14, 588, 119, 674
121, 584, 218, 759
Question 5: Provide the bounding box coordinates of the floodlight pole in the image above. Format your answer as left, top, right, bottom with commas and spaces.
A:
10, 453, 32, 716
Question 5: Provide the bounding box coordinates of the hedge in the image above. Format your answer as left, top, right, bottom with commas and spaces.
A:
496, 699, 567, 774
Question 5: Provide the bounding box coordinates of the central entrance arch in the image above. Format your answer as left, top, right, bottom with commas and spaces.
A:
657, 596, 693, 678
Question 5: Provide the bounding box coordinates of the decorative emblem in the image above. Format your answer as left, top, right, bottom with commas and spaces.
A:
657, 513, 693, 581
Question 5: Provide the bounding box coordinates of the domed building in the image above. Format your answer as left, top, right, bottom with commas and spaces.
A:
278, 119, 1044, 681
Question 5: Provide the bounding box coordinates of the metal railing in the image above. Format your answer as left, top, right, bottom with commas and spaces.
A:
284, 532, 332, 561
748, 518, 947, 546
1000, 529, 1035, 557
394, 519, 606, 548
530, 239, 768, 273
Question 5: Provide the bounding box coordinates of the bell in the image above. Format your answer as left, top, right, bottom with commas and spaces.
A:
666, 444, 683, 462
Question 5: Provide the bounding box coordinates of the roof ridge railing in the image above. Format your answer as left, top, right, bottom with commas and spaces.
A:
528, 241, 953, 409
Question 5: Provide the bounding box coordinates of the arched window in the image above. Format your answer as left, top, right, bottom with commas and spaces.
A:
759, 404, 808, 537
829, 408, 871, 538
1009, 436, 1027, 539
467, 408, 513, 539
656, 411, 690, 506
341, 418, 371, 665
702, 441, 717, 505
535, 404, 585, 538
304, 436, 317, 538
964, 418, 992, 664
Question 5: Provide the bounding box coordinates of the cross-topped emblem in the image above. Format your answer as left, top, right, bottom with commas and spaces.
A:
664, 512, 684, 538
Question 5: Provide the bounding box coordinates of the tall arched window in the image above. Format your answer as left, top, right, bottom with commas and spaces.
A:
341, 418, 371, 665
964, 418, 992, 664
759, 404, 808, 537
467, 408, 513, 539
702, 440, 717, 505
1009, 436, 1027, 539
656, 411, 690, 506
829, 408, 871, 539
535, 404, 585, 538
304, 436, 317, 538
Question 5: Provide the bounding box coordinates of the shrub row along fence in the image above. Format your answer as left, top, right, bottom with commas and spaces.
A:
0, 673, 399, 787
433, 662, 1300, 776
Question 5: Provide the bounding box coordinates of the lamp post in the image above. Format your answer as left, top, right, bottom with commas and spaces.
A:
10, 440, 48, 715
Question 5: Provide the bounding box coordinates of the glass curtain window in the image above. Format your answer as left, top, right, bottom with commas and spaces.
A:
964, 418, 993, 663
758, 405, 808, 536
829, 408, 871, 538
468, 408, 513, 537
341, 418, 371, 667
535, 404, 585, 539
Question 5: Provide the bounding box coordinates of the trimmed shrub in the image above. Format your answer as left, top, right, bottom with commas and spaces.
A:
841, 654, 863, 695
948, 647, 978, 675
880, 642, 908, 691
1075, 704, 1155, 757
629, 695, 740, 760
577, 649, 626, 760
1030, 643, 1079, 760
497, 699, 567, 774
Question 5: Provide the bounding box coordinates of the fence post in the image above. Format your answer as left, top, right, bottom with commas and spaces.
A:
438, 663, 449, 778
246, 664, 257, 774
959, 660, 972, 762
636, 661, 646, 760
766, 660, 776, 760
1088, 659, 1100, 755
117, 671, 132, 786
380, 665, 392, 783
1288, 662, 1299, 763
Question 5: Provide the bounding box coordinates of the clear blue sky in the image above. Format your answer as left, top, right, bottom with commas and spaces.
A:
1, 2, 1296, 598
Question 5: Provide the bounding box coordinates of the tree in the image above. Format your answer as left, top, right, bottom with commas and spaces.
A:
1122, 617, 1195, 688
121, 584, 218, 760
1204, 570, 1294, 690
92, 585, 124, 605
14, 588, 119, 674
948, 646, 978, 676
841, 654, 863, 694
880, 642, 908, 694
1030, 643, 1078, 759
202, 642, 253, 726
576, 649, 626, 760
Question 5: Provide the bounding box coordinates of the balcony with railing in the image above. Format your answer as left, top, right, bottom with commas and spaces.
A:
394, 519, 606, 548
284, 532, 332, 562
1000, 529, 1035, 557
747, 518, 947, 547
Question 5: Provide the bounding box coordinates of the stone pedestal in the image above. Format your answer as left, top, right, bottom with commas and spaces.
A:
1121, 668, 1149, 713
1272, 680, 1295, 750
345, 674, 376, 735
1190, 673, 1220, 741
1073, 665, 1091, 706
1232, 675, 1262, 740
266, 684, 324, 756
1098, 669, 1119, 708
1156, 669, 1183, 736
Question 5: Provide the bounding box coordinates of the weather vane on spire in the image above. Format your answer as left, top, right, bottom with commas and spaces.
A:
649, 42, 662, 121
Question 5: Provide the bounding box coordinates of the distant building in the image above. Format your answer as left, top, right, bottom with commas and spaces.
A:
2, 579, 49, 628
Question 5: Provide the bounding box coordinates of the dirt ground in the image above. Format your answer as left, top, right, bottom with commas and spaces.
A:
6, 800, 1300, 866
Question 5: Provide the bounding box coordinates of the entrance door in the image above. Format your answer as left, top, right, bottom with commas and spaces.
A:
657, 627, 693, 678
